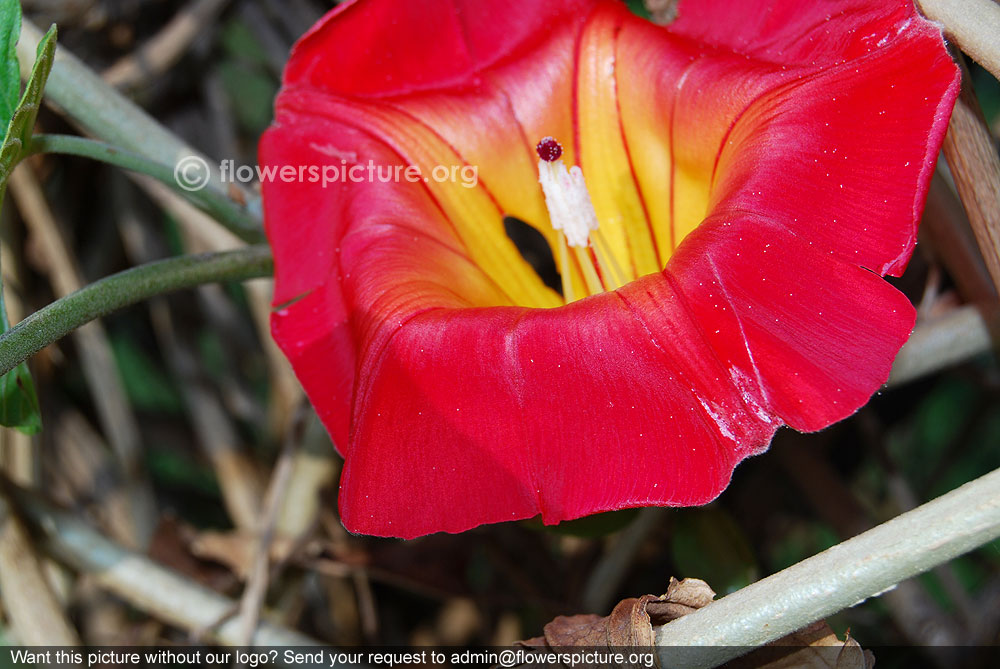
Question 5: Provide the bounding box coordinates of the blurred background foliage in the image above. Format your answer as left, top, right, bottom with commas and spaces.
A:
0, 0, 997, 666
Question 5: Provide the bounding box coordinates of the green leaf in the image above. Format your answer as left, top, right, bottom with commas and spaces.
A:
0, 22, 56, 191
219, 17, 272, 71
0, 282, 40, 434
0, 0, 21, 130
625, 0, 652, 19
0, 21, 55, 434
216, 60, 278, 136
0, 361, 40, 434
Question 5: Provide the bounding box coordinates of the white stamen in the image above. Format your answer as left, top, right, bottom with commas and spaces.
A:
538, 159, 599, 248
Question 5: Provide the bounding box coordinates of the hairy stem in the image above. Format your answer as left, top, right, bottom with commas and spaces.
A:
0, 246, 273, 377
15, 19, 263, 243
654, 466, 1000, 667
27, 134, 258, 235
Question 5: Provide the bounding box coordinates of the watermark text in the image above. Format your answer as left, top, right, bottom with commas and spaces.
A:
173, 156, 479, 191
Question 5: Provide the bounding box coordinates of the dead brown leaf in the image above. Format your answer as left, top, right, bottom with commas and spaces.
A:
647, 577, 717, 625
147, 515, 236, 590
516, 578, 715, 665
519, 579, 874, 669
726, 621, 875, 669
190, 529, 299, 580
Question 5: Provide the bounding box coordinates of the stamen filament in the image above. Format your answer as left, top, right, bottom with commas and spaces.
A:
537, 135, 624, 300
591, 228, 627, 291
573, 246, 605, 295
557, 233, 576, 303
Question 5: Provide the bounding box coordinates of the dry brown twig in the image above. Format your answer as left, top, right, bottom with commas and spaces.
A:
131, 175, 303, 436
889, 304, 995, 386
7, 164, 156, 549
0, 491, 80, 645
939, 53, 1000, 294
103, 0, 232, 89
920, 172, 997, 304
4, 478, 322, 646
150, 299, 265, 530
50, 410, 147, 550
236, 2, 291, 77
111, 176, 266, 531
236, 402, 309, 646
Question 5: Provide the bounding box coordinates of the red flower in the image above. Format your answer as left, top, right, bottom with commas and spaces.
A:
261, 0, 958, 538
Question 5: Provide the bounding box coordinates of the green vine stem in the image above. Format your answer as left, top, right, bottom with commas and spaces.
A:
655, 465, 1000, 667
15, 19, 263, 243
0, 245, 273, 376
27, 134, 259, 236
11, 4, 1000, 661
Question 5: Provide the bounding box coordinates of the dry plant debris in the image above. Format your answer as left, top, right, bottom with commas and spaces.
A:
519, 578, 873, 669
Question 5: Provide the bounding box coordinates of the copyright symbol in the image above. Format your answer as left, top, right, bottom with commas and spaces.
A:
174, 155, 210, 191
499, 650, 516, 667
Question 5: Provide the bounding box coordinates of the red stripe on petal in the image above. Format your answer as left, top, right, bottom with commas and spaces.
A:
262, 0, 959, 538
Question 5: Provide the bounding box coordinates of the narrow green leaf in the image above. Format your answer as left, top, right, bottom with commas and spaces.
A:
0, 22, 56, 181
0, 0, 20, 130
0, 21, 55, 434
0, 362, 41, 433
0, 281, 41, 434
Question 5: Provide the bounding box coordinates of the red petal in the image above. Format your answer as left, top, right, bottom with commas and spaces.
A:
342, 279, 778, 538
706, 18, 958, 276
668, 215, 915, 433
262, 113, 519, 450
262, 0, 959, 537
284, 0, 598, 98
671, 0, 912, 67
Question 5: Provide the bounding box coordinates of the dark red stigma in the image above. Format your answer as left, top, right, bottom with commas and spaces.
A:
536, 136, 563, 162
